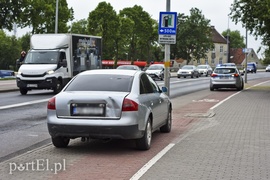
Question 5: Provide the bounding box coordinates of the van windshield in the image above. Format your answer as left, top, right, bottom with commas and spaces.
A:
24, 51, 59, 64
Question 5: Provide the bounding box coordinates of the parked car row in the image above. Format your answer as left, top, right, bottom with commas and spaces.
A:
177, 65, 213, 78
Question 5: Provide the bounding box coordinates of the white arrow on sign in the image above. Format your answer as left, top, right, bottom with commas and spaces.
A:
160, 29, 164, 32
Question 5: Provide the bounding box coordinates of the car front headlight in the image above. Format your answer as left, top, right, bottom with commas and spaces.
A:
17, 71, 22, 75
46, 70, 55, 75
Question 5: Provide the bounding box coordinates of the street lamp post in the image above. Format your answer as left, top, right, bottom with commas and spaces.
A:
55, 0, 59, 33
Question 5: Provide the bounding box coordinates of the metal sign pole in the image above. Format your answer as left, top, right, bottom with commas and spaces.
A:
164, 0, 171, 96
244, 29, 248, 83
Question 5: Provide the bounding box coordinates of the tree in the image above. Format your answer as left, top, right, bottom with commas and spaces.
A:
119, 5, 157, 61
87, 2, 119, 60
0, 30, 21, 70
18, 0, 73, 34
230, 0, 269, 47
171, 8, 214, 64
222, 30, 245, 48
0, 0, 26, 30
69, 19, 88, 34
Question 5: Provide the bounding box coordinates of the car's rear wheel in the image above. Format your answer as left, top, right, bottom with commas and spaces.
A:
20, 88, 28, 95
160, 107, 172, 133
52, 136, 70, 148
136, 118, 152, 150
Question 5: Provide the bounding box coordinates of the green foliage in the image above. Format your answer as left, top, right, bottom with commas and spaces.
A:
69, 19, 88, 35
222, 29, 245, 48
171, 8, 214, 64
18, 33, 31, 52
230, 0, 269, 45
119, 6, 157, 61
262, 48, 270, 65
18, 0, 73, 33
230, 0, 270, 61
0, 30, 21, 70
0, 0, 26, 30
87, 2, 119, 59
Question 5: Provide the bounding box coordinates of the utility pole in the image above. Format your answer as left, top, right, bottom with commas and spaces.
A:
244, 29, 248, 83
55, 0, 59, 33
164, 0, 171, 96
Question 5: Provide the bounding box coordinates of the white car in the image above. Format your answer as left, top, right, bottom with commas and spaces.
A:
177, 65, 200, 78
266, 65, 270, 72
145, 64, 165, 80
197, 65, 213, 77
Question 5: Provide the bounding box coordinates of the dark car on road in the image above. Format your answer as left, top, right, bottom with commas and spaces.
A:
0, 70, 15, 78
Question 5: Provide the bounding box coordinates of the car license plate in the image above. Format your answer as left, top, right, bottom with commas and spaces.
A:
27, 84, 38, 87
71, 103, 105, 116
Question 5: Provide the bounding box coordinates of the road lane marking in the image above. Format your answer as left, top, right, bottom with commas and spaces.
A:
0, 99, 49, 110
130, 143, 175, 180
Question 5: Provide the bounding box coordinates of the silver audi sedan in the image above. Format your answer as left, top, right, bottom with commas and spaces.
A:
47, 69, 172, 150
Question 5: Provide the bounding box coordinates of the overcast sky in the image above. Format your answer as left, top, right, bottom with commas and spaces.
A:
65, 0, 264, 58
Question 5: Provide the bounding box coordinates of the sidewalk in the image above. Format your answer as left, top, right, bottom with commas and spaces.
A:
137, 79, 270, 180
0, 78, 270, 179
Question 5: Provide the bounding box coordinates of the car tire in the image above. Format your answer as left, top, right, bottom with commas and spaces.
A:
206, 72, 208, 77
52, 136, 70, 148
53, 80, 62, 94
210, 86, 214, 91
20, 88, 28, 95
136, 118, 152, 150
160, 107, 172, 133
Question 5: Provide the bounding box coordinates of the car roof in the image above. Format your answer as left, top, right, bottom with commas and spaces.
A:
79, 69, 139, 76
149, 64, 164, 66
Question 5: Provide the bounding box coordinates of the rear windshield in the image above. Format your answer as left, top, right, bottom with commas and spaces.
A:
65, 74, 133, 92
214, 68, 236, 74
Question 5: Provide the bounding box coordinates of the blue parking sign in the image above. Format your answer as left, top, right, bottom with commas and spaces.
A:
159, 12, 177, 35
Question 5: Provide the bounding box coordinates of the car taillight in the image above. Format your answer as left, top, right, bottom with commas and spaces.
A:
233, 73, 239, 77
47, 97, 56, 110
122, 98, 138, 111
211, 73, 218, 77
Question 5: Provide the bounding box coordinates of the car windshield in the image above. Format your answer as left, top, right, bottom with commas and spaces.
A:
197, 66, 207, 69
24, 51, 59, 64
65, 74, 133, 92
214, 68, 236, 74
148, 65, 163, 70
182, 66, 194, 69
